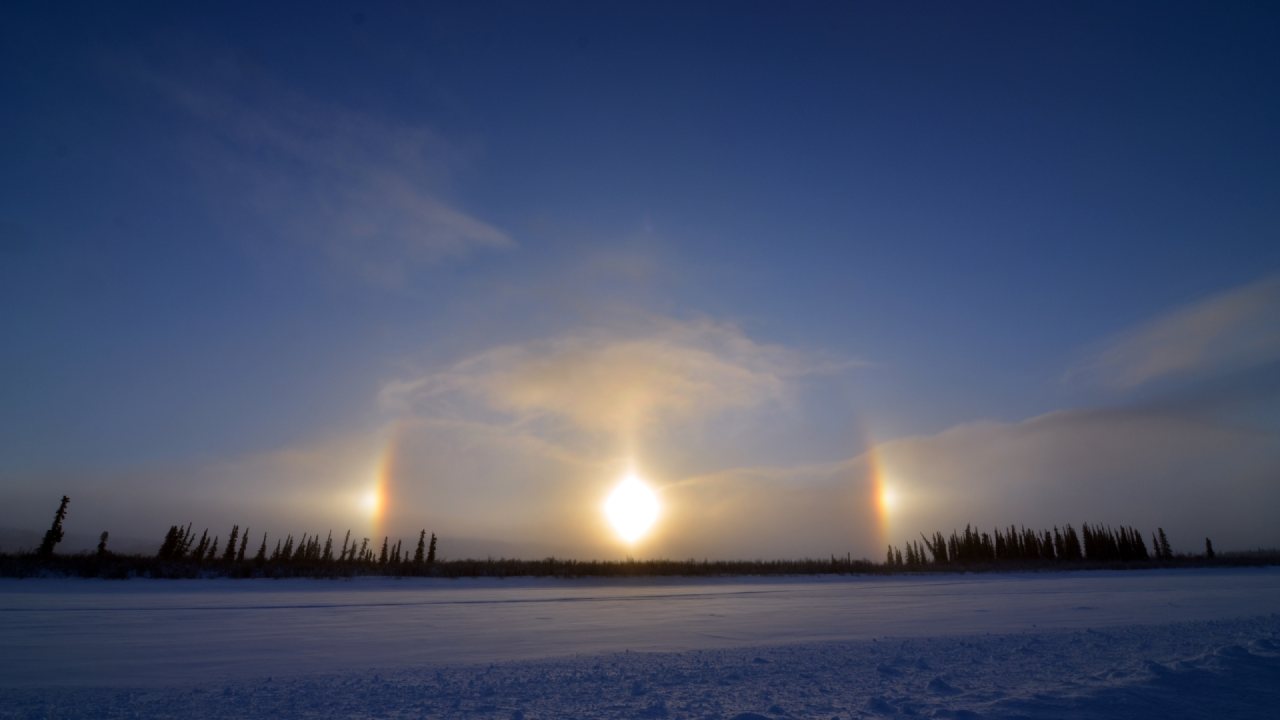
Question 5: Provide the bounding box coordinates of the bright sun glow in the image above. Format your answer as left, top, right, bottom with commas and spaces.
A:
880, 486, 898, 513
361, 488, 382, 517
604, 473, 660, 544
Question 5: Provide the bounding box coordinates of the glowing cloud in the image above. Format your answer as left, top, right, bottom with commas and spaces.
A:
380, 317, 852, 453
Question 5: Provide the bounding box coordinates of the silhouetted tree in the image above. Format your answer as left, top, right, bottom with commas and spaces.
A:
255, 533, 268, 564
96, 531, 109, 558
379, 537, 389, 565
192, 530, 209, 562
427, 533, 437, 564
237, 528, 250, 563
1157, 528, 1173, 560
920, 532, 949, 564
37, 495, 70, 558
158, 525, 183, 559
223, 525, 240, 563
1063, 524, 1083, 561
414, 530, 426, 566
1131, 528, 1151, 560
1205, 537, 1215, 559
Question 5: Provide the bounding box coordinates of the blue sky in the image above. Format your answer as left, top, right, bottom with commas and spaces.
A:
2, 2, 1278, 558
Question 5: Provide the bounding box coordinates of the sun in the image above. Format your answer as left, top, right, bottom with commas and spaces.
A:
604, 473, 660, 544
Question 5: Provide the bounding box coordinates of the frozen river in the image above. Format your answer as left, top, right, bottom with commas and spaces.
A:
3, 567, 1279, 688
3, 568, 1280, 718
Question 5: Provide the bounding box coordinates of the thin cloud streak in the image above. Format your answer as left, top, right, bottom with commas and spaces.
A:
138, 62, 512, 286
1071, 275, 1280, 389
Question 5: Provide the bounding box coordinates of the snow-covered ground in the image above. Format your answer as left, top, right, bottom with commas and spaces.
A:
2, 568, 1279, 718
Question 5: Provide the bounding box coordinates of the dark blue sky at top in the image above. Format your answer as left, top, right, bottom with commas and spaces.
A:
2, 2, 1278, 484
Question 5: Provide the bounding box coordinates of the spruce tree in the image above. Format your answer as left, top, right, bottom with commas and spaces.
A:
192, 530, 209, 562
427, 533, 437, 564
1157, 528, 1173, 560
414, 530, 426, 565
1137, 528, 1150, 560
158, 525, 181, 559
1205, 537, 1215, 559
1064, 525, 1082, 561
178, 523, 194, 558
380, 537, 389, 565
37, 495, 70, 558
255, 533, 268, 563
237, 528, 250, 563
223, 525, 240, 563
96, 531, 109, 558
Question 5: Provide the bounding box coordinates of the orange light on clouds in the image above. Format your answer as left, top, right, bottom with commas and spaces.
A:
863, 440, 898, 548
361, 422, 404, 541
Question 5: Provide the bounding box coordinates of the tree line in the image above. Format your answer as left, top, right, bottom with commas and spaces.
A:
885, 522, 1184, 568
153, 522, 438, 570
5, 496, 441, 579
1, 495, 1265, 579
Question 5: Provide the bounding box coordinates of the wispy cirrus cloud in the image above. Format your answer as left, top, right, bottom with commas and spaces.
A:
1071, 275, 1280, 388
380, 317, 856, 447
140, 62, 512, 286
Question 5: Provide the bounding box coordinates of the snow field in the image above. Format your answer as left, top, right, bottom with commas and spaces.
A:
2, 568, 1279, 718
4, 616, 1279, 719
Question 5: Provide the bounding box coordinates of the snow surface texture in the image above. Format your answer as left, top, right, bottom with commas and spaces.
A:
2, 568, 1279, 718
